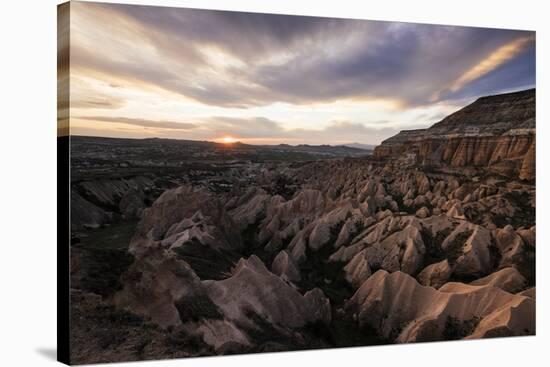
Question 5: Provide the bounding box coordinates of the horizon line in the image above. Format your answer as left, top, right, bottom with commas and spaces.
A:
65, 135, 376, 149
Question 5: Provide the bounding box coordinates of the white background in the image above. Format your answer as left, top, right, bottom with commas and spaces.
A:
0, 0, 547, 365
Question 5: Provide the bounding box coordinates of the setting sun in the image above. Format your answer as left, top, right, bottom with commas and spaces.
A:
220, 136, 237, 144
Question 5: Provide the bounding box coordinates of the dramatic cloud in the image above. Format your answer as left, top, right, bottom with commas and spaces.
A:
448, 35, 535, 92
432, 35, 536, 100
66, 2, 535, 144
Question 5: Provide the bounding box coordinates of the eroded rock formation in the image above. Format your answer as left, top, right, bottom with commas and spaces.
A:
374, 89, 535, 180
70, 89, 535, 363
346, 270, 535, 342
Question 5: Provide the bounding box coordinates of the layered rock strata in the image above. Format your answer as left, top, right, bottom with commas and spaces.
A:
374, 89, 535, 180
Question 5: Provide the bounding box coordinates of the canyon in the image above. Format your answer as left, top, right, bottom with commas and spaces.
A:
69, 89, 535, 364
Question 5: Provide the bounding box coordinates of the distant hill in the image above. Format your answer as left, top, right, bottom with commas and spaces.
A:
339, 143, 375, 151
70, 135, 371, 176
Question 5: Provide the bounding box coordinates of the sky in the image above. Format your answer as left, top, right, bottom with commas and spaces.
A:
63, 1, 536, 145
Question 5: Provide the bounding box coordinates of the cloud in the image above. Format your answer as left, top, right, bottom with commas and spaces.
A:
431, 35, 535, 100
70, 2, 535, 110
252, 26, 534, 107
201, 116, 286, 137
71, 96, 126, 110
77, 116, 198, 130
72, 114, 414, 145
283, 121, 416, 145
449, 35, 535, 92
198, 116, 387, 142
66, 3, 535, 145
436, 40, 536, 102
99, 3, 348, 63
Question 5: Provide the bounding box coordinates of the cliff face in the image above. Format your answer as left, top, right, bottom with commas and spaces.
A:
374, 89, 535, 180
519, 140, 536, 181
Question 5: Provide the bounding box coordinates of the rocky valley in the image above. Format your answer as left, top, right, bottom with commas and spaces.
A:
69, 90, 535, 364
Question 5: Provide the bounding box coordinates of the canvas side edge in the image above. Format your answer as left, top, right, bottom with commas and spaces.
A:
57, 1, 71, 365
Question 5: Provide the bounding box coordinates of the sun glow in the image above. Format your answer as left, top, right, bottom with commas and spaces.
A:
220, 136, 237, 144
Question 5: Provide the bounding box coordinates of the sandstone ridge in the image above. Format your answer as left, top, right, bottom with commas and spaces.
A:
374, 89, 535, 180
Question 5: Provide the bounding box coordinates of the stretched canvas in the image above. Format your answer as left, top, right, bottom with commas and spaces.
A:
58, 1, 536, 365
